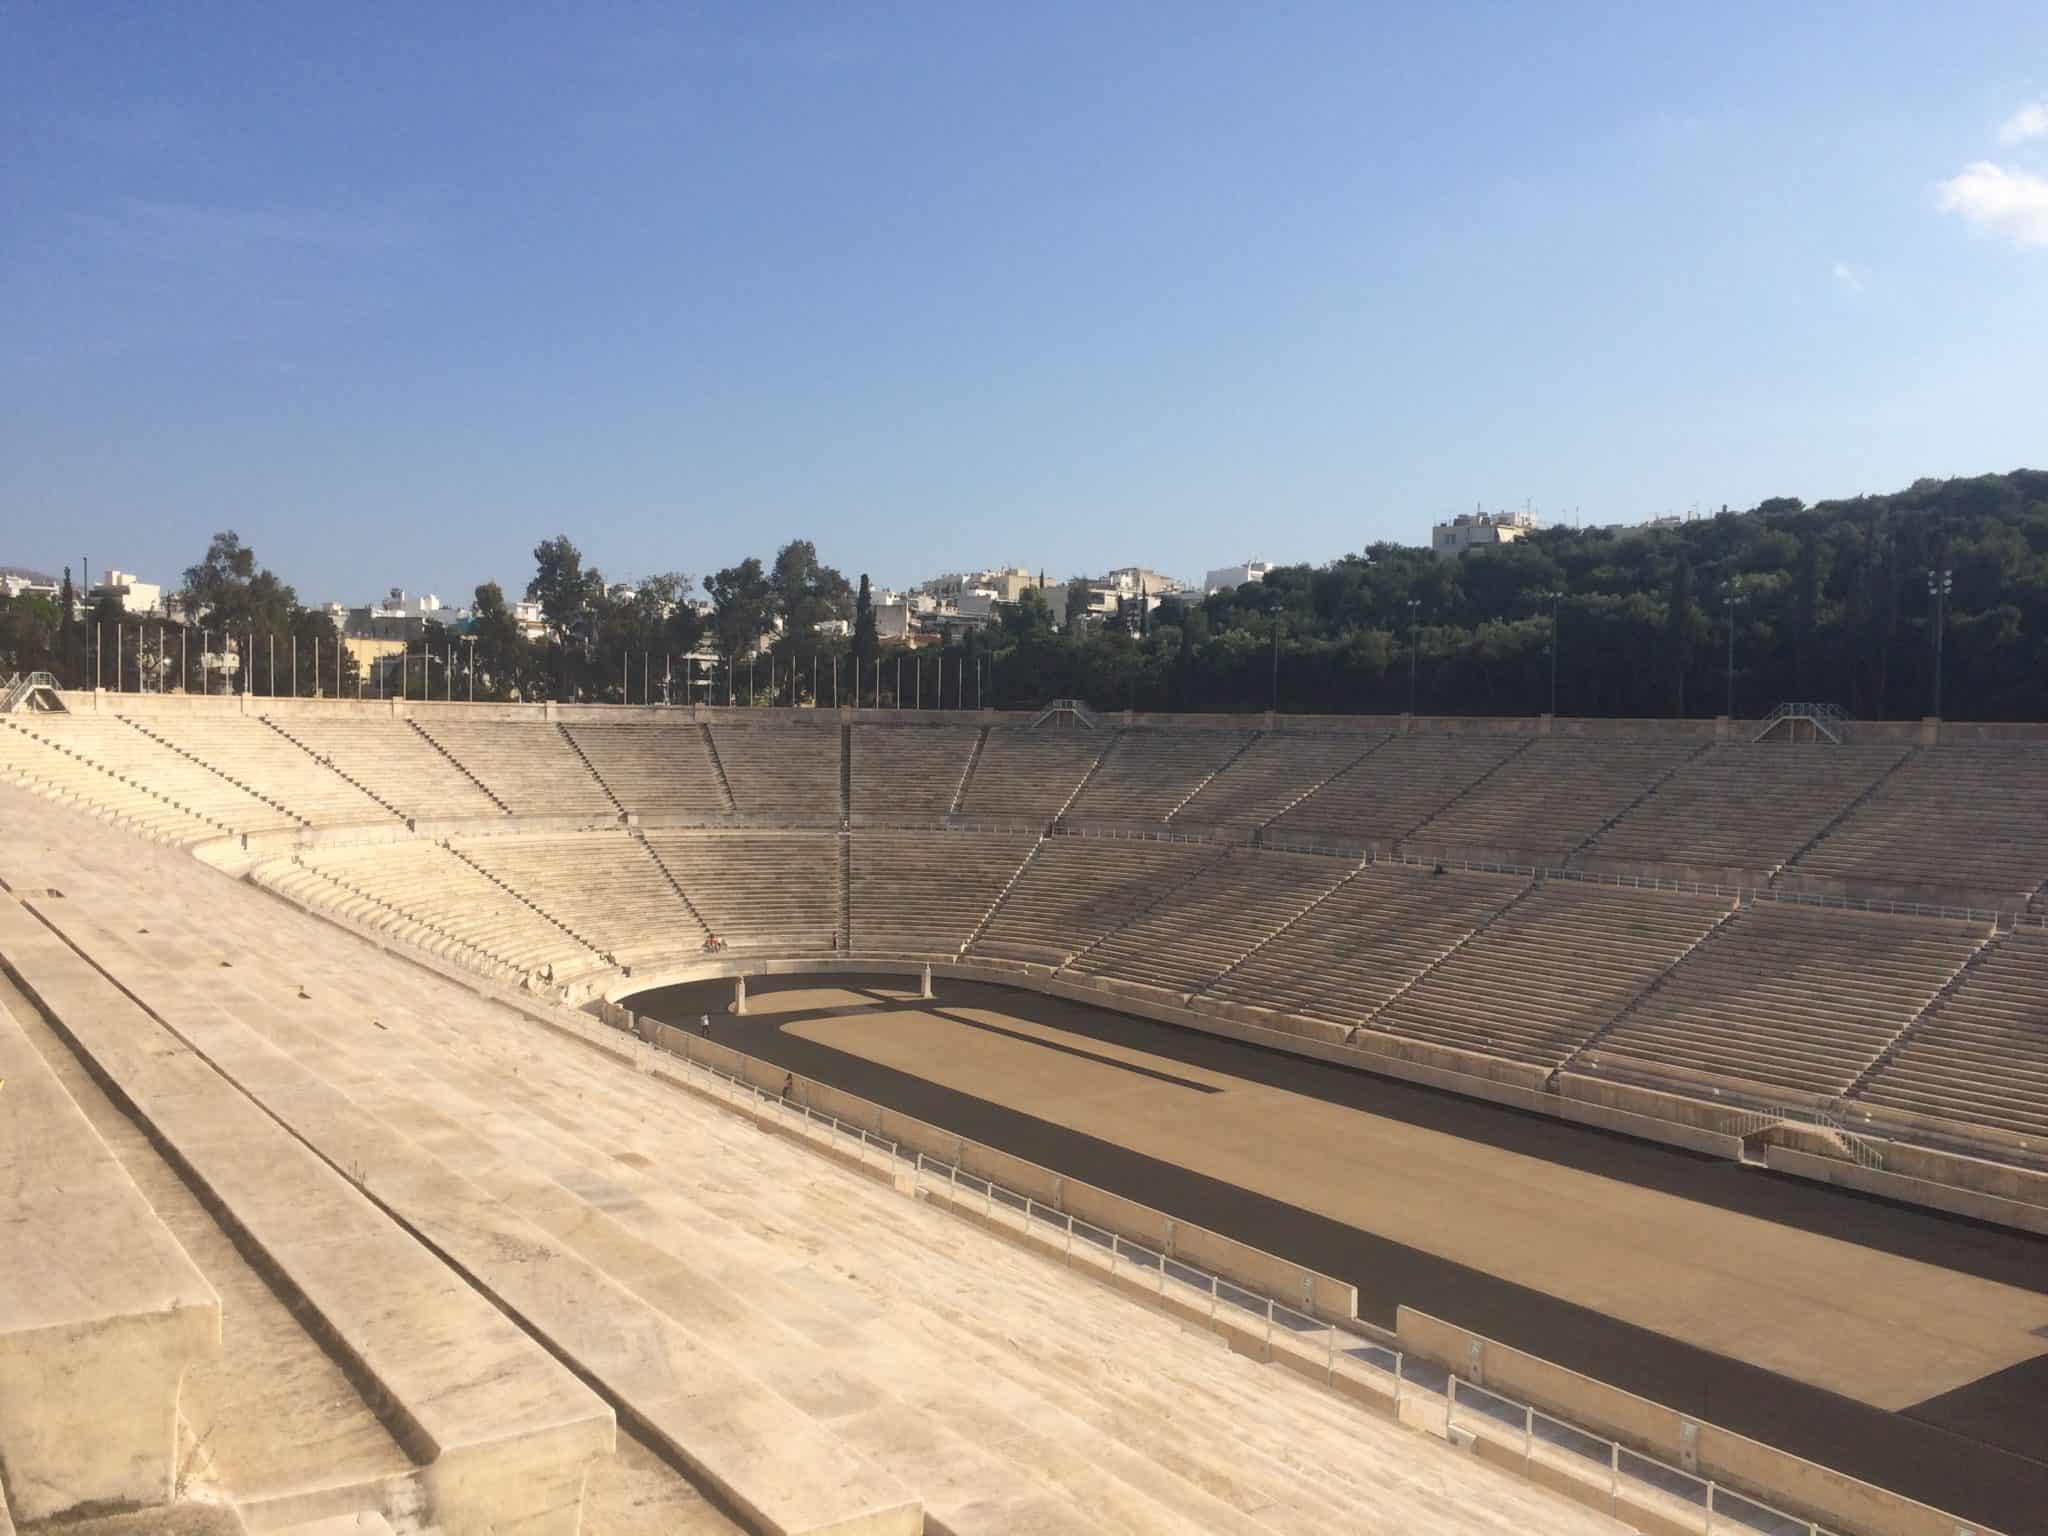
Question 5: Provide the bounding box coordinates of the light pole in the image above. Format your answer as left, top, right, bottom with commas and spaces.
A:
1540, 591, 1564, 716
1406, 599, 1421, 714
1723, 584, 1747, 719
465, 636, 477, 702
1927, 568, 1952, 720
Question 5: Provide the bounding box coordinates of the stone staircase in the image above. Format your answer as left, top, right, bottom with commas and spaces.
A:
838, 832, 852, 951
635, 832, 713, 933
554, 723, 625, 815
950, 727, 991, 814
407, 720, 510, 814
1254, 735, 1393, 840
1052, 730, 1121, 824
1770, 745, 1919, 882
1191, 856, 1369, 998
5, 720, 239, 839
1164, 730, 1263, 820
445, 843, 610, 961
1839, 922, 2004, 1102
261, 717, 410, 821
121, 716, 308, 825
1555, 897, 1745, 1080
961, 837, 1049, 953
1564, 741, 1713, 860
699, 724, 738, 812
1395, 735, 1536, 841
1354, 874, 1545, 1030
1057, 839, 1236, 974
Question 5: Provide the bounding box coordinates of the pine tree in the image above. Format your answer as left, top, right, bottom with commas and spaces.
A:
852, 575, 876, 706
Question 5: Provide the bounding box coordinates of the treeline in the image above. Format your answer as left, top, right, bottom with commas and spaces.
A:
5, 471, 2044, 718
0, 533, 356, 697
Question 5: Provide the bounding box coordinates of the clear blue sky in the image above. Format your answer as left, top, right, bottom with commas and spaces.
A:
4, 3, 2044, 604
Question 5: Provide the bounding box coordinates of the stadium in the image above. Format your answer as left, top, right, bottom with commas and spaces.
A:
1, 688, 2043, 1536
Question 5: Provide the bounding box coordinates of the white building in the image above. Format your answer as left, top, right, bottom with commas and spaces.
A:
1204, 561, 1272, 595
1431, 510, 1537, 560
92, 569, 164, 615
0, 567, 60, 602
918, 567, 1040, 604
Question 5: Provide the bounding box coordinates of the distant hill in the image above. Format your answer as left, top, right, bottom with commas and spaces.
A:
990, 469, 2048, 722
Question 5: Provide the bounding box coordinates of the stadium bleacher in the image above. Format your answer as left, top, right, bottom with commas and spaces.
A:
1404, 737, 1703, 860
562, 721, 730, 819
1854, 925, 2048, 1140
8, 706, 2048, 1535
705, 724, 842, 819
956, 726, 1107, 820
265, 716, 508, 820
970, 835, 1228, 968
1169, 731, 1385, 829
1065, 728, 1254, 822
1369, 882, 1734, 1070
8, 707, 2048, 1159
1265, 732, 1530, 847
1068, 848, 1354, 995
642, 829, 842, 950
415, 719, 618, 817
1585, 742, 1909, 875
1577, 903, 1990, 1101
1208, 864, 1529, 1029
1784, 744, 2048, 903
849, 828, 1038, 954
848, 724, 980, 819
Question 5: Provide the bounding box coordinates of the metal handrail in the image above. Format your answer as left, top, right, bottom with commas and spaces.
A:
1, 670, 61, 713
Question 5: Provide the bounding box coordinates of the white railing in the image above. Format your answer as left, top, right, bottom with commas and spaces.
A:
1, 671, 61, 713
1754, 702, 1848, 744
1029, 698, 1099, 730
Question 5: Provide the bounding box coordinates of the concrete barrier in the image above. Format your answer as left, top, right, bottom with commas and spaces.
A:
1398, 1309, 1992, 1536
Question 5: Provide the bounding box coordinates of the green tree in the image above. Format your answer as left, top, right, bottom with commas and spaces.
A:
526, 535, 604, 644
708, 558, 774, 657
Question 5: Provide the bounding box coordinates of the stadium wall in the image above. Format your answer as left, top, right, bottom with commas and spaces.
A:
59, 688, 2048, 744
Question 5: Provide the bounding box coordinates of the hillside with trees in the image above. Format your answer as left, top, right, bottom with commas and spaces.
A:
4, 471, 2043, 719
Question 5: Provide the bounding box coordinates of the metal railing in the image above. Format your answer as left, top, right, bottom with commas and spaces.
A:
1, 671, 61, 713
1754, 702, 1848, 744
1029, 698, 1099, 730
